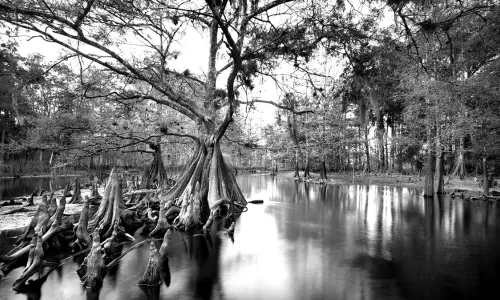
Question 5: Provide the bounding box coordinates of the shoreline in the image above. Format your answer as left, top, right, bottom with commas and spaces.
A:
1, 171, 496, 232
274, 170, 498, 195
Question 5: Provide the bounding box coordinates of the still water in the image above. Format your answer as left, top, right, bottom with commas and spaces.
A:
0, 176, 90, 200
1, 174, 500, 300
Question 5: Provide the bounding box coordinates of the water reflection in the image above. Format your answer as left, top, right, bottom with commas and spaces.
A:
0, 176, 90, 200
1, 175, 500, 299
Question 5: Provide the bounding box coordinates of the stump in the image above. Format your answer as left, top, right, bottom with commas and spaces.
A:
81, 231, 105, 289
72, 197, 92, 249
137, 242, 161, 286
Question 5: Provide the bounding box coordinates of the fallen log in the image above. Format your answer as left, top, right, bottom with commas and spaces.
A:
124, 189, 159, 197
0, 207, 28, 215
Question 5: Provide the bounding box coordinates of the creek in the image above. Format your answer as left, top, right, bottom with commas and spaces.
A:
1, 174, 499, 299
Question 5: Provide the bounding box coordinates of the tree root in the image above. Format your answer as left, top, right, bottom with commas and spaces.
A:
81, 231, 105, 289
0, 197, 65, 263
72, 197, 92, 250
149, 200, 171, 236
48, 192, 57, 217
12, 233, 51, 290
69, 178, 82, 204
159, 229, 172, 260
137, 242, 161, 286
26, 188, 38, 206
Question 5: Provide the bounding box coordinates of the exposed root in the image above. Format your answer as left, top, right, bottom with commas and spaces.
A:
88, 168, 126, 239
203, 212, 214, 233
47, 192, 57, 217
69, 178, 82, 204
137, 242, 161, 286
227, 222, 235, 236
149, 197, 170, 236
0, 198, 65, 263
12, 234, 47, 290
72, 197, 92, 249
26, 188, 38, 206
159, 229, 172, 260
81, 231, 105, 289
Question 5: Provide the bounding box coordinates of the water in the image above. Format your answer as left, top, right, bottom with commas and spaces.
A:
0, 176, 90, 200
1, 174, 500, 300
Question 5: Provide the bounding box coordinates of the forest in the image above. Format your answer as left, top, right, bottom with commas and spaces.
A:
0, 0, 499, 297
1, 1, 499, 197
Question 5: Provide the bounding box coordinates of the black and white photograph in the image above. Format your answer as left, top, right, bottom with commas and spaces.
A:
0, 0, 499, 299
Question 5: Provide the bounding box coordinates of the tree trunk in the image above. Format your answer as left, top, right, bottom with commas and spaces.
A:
424, 128, 434, 198
453, 137, 465, 179
153, 139, 246, 232
319, 160, 327, 180
0, 128, 5, 169
435, 153, 444, 194
303, 150, 311, 179
483, 156, 489, 196
377, 115, 385, 171
435, 124, 444, 194
294, 148, 300, 178
364, 125, 371, 172
142, 139, 167, 189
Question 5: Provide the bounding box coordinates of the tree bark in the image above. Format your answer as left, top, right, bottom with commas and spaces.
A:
319, 160, 328, 180
364, 125, 371, 172
483, 156, 489, 196
294, 148, 300, 178
435, 153, 444, 194
142, 139, 167, 189
435, 124, 444, 194
453, 137, 465, 179
303, 150, 311, 179
424, 128, 434, 198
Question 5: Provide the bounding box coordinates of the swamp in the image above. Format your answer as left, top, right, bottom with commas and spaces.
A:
1, 0, 500, 299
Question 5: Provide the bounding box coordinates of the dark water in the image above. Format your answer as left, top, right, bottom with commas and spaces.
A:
0, 176, 91, 200
1, 174, 500, 300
